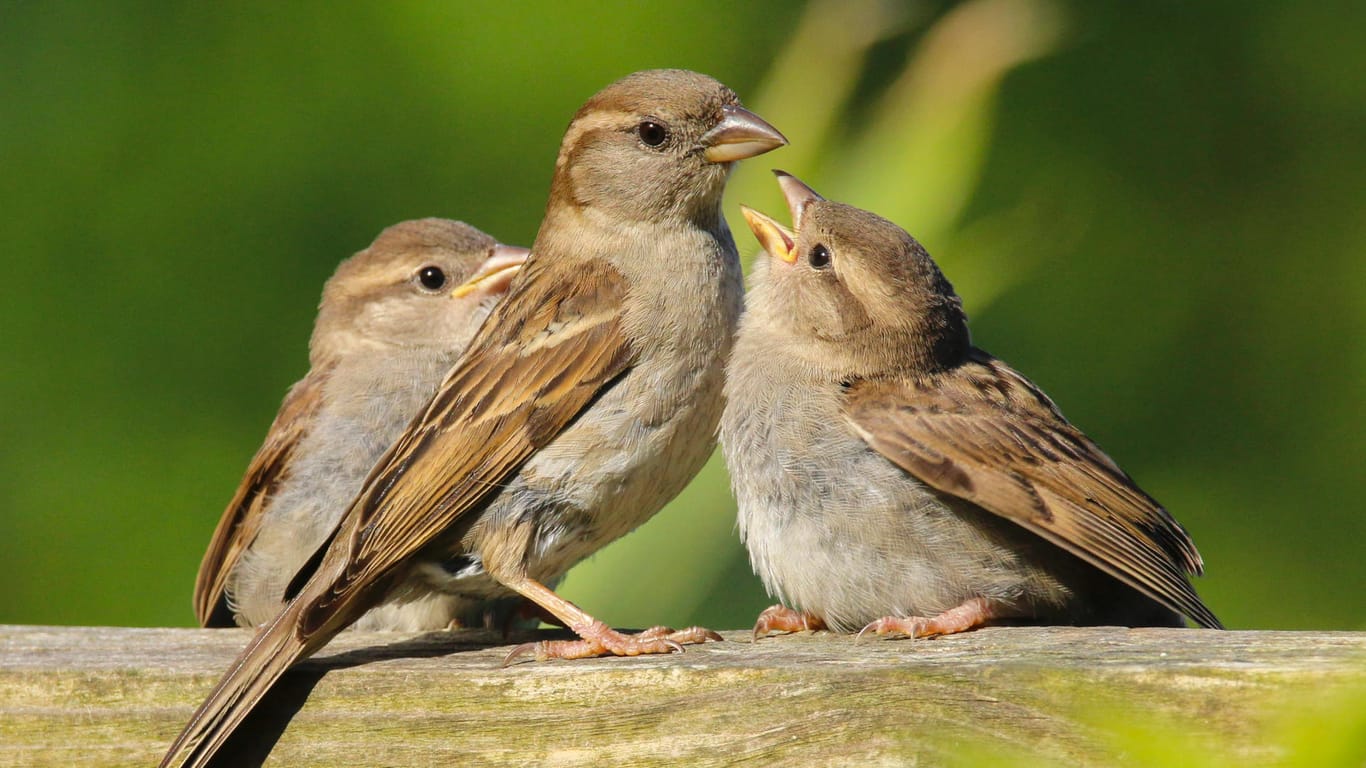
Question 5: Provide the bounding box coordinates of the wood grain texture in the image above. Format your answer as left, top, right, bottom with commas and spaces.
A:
3, 625, 1362, 767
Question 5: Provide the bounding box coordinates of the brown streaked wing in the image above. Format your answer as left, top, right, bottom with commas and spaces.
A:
292, 259, 635, 634
843, 348, 1222, 629
193, 370, 329, 627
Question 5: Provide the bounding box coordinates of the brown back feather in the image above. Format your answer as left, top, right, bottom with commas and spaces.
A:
844, 348, 1221, 629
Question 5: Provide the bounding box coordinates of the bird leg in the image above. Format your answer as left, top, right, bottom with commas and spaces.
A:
857, 597, 999, 640
499, 576, 720, 665
751, 604, 827, 640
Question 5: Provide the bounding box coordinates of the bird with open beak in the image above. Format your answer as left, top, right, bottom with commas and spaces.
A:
723, 172, 1221, 641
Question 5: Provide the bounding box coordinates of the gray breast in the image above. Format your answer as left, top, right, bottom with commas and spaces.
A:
722, 355, 1049, 631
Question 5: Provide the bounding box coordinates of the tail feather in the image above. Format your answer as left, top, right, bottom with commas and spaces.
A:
160, 598, 323, 768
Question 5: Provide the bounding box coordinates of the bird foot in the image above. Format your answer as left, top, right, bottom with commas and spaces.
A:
752, 604, 827, 640
502, 621, 721, 666
856, 597, 994, 640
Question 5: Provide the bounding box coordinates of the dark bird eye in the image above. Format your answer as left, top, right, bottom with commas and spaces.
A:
637, 120, 669, 148
417, 265, 447, 291
809, 244, 831, 269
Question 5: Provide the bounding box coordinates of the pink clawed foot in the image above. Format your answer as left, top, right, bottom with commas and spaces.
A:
857, 597, 996, 641
493, 575, 719, 666
503, 621, 721, 666
752, 604, 827, 640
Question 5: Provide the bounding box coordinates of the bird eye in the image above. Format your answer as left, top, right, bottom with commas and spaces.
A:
809, 244, 832, 269
637, 120, 669, 148
417, 265, 447, 291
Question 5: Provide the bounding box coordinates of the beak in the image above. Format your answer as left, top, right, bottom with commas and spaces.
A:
741, 205, 797, 264
702, 105, 788, 163
772, 170, 824, 229
451, 244, 530, 299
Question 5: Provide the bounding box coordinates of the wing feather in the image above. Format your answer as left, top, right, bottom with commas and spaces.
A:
192, 372, 328, 627
290, 259, 635, 635
844, 348, 1221, 629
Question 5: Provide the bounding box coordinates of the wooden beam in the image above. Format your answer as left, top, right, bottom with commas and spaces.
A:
3, 625, 1363, 766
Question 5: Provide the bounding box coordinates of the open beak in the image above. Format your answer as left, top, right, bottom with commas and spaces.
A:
702, 105, 788, 163
772, 170, 824, 229
740, 171, 826, 265
741, 205, 797, 264
451, 244, 530, 299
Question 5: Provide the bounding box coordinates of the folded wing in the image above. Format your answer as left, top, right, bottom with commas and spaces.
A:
843, 348, 1221, 629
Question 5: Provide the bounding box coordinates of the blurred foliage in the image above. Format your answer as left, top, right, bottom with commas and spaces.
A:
2, 0, 1364, 651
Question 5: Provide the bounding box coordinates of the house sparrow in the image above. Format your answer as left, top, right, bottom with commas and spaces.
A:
722, 171, 1221, 641
194, 218, 529, 632
161, 69, 786, 768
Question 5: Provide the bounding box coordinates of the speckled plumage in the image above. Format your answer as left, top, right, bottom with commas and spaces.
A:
722, 173, 1219, 638
164, 70, 786, 768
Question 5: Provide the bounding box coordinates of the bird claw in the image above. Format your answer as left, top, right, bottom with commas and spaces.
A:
501, 623, 720, 666
856, 598, 996, 642
856, 616, 931, 642
752, 605, 826, 640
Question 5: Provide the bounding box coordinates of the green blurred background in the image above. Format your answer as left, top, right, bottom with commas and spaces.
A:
2, 0, 1363, 633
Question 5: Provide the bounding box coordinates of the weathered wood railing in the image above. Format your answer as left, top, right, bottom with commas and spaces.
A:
2, 625, 1363, 766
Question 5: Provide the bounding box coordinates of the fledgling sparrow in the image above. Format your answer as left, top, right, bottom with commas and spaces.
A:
722, 172, 1221, 641
161, 69, 786, 768
194, 218, 528, 632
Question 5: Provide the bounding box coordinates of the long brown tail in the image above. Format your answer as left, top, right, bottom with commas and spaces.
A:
160, 595, 327, 768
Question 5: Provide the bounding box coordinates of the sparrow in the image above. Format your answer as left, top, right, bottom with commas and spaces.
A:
161, 69, 786, 768
194, 218, 529, 632
721, 171, 1221, 641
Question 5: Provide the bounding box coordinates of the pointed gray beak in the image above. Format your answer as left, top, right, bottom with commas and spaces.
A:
702, 105, 788, 163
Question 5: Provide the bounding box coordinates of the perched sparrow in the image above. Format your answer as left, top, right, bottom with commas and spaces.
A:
161, 69, 785, 768
722, 172, 1221, 641
194, 218, 528, 632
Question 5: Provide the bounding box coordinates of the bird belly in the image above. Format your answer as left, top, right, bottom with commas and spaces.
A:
520, 353, 728, 582
728, 391, 1063, 632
